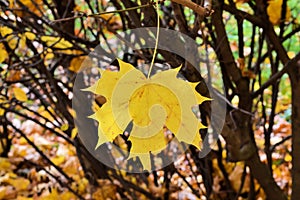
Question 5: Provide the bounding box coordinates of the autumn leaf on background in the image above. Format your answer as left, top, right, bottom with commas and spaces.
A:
9, 0, 43, 17
267, 0, 291, 25
40, 36, 83, 55
0, 26, 18, 50
41, 36, 73, 49
71, 127, 78, 139
100, 13, 123, 32
0, 43, 8, 63
0, 97, 8, 116
83, 59, 210, 170
23, 32, 36, 41
0, 172, 30, 191
13, 87, 28, 102
69, 56, 93, 73
0, 26, 36, 54
237, 58, 256, 79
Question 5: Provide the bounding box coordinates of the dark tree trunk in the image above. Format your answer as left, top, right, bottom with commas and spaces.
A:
287, 54, 300, 200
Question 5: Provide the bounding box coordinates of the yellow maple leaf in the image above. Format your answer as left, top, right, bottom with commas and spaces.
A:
267, 0, 291, 25
84, 59, 209, 170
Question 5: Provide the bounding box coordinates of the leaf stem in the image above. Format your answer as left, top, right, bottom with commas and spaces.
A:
147, 0, 160, 78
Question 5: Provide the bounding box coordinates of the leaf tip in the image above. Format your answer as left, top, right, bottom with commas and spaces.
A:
191, 132, 202, 150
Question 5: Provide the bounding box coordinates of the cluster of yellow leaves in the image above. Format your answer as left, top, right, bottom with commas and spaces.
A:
0, 26, 87, 76
9, 0, 43, 17
0, 25, 83, 66
0, 158, 31, 199
40, 36, 73, 49
0, 86, 28, 116
0, 172, 30, 191
0, 26, 15, 62
0, 26, 36, 63
92, 180, 118, 200
0, 26, 18, 50
40, 36, 83, 58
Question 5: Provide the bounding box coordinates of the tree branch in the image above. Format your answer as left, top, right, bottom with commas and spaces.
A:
171, 0, 213, 17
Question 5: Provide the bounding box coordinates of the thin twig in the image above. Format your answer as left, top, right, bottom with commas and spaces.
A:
252, 53, 300, 98
23, 159, 84, 200
270, 135, 292, 152
50, 3, 154, 24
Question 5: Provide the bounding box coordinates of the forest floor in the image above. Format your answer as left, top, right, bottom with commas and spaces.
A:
0, 114, 292, 200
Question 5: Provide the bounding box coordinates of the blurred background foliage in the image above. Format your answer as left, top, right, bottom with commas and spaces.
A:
0, 0, 299, 199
